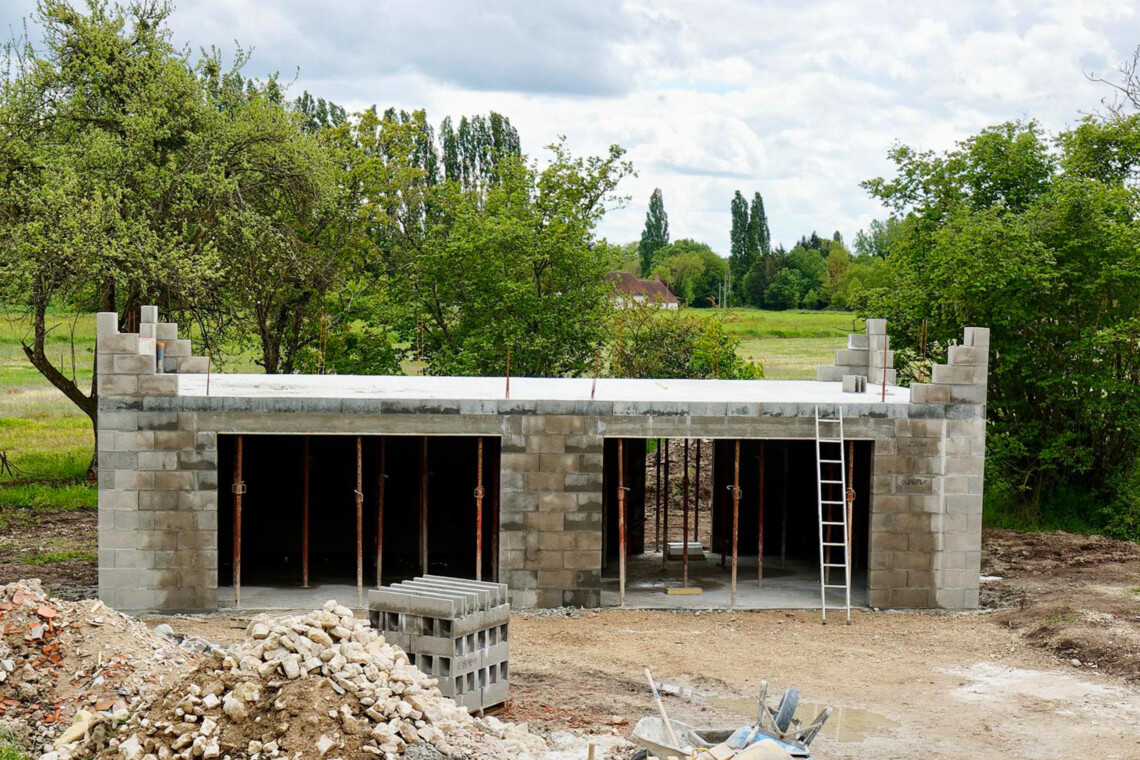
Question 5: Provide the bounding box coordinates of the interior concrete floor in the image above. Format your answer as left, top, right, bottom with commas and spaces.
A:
600, 552, 868, 610
218, 583, 372, 611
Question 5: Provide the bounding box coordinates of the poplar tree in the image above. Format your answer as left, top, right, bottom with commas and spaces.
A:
639, 188, 669, 276
729, 191, 753, 302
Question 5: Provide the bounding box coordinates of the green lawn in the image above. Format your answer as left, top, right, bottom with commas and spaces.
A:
0, 312, 97, 517
692, 308, 857, 379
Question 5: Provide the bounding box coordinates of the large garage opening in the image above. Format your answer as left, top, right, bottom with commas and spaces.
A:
600, 437, 872, 609
218, 434, 499, 609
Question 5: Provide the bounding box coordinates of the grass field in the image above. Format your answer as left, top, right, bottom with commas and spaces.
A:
692, 308, 858, 379
0, 312, 97, 530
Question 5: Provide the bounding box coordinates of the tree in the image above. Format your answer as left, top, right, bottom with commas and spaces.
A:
854, 217, 902, 258
639, 188, 669, 276
728, 191, 752, 303
396, 141, 634, 377
749, 192, 771, 263
862, 118, 1140, 535
764, 269, 805, 310
651, 239, 727, 307
610, 301, 762, 379
0, 0, 337, 449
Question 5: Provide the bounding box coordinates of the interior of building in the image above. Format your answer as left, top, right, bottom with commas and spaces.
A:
600, 437, 872, 609
217, 433, 500, 608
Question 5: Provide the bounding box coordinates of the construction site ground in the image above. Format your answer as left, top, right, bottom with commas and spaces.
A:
3, 508, 1139, 760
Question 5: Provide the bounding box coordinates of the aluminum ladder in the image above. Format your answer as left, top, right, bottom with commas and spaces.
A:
814, 405, 852, 625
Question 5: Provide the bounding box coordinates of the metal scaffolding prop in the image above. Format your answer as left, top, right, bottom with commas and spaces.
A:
232, 434, 245, 607
618, 438, 627, 607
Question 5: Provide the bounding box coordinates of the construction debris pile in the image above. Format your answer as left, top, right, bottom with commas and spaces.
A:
44, 600, 546, 760
0, 579, 193, 752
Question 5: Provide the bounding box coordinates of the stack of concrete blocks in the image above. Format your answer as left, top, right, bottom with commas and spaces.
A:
499, 414, 603, 608
865, 327, 989, 609
816, 318, 894, 388
96, 306, 217, 611
368, 576, 510, 713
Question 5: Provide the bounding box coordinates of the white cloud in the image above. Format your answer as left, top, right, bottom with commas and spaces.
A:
0, 0, 1136, 253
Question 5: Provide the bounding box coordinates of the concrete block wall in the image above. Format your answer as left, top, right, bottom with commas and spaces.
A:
97, 306, 216, 611
498, 414, 604, 609
867, 326, 989, 609
816, 318, 895, 385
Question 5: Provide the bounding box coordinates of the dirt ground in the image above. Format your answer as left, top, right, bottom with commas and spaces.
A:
0, 508, 96, 600
4, 510, 1140, 759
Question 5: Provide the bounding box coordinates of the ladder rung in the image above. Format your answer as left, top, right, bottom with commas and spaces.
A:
820, 459, 842, 464
823, 584, 849, 589
822, 563, 847, 568
821, 479, 843, 484
821, 542, 847, 547
821, 520, 845, 526
821, 499, 845, 504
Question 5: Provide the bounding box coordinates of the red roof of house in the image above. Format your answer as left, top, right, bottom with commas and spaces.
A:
606, 271, 679, 303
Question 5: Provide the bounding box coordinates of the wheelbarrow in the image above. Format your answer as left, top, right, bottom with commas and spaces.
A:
632, 675, 830, 760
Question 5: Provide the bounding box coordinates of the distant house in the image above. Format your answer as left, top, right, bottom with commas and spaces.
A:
606, 271, 680, 310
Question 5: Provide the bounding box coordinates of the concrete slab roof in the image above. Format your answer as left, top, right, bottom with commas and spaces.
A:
177, 374, 911, 405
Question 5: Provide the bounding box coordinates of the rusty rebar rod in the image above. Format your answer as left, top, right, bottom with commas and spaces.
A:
420, 438, 429, 574
731, 440, 741, 610
661, 439, 670, 570
781, 443, 788, 567
695, 439, 701, 549
758, 441, 765, 587
475, 437, 485, 581
356, 436, 364, 607
655, 439, 663, 553
618, 438, 627, 607
233, 435, 244, 608
302, 437, 310, 588
682, 439, 690, 587
377, 438, 386, 589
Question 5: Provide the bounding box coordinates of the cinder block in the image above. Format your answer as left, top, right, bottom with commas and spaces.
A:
155, 323, 178, 341
112, 354, 155, 374
137, 451, 179, 471
868, 350, 895, 368
138, 374, 179, 396
163, 339, 191, 357
177, 356, 210, 373
140, 305, 158, 324
963, 326, 990, 348
948, 345, 986, 366
931, 364, 982, 385
139, 323, 156, 339
835, 348, 869, 365
949, 385, 987, 404
847, 333, 869, 349
909, 383, 949, 403
96, 312, 119, 336
816, 365, 844, 382
866, 318, 887, 335
98, 374, 138, 396
525, 434, 565, 454
97, 334, 139, 354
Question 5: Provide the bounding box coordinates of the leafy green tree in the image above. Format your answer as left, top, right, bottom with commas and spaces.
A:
786, 245, 830, 303
853, 217, 902, 258
764, 268, 805, 309
438, 112, 520, 188
398, 141, 634, 377
610, 302, 762, 379
729, 191, 756, 303
639, 188, 669, 276
863, 118, 1140, 534
749, 192, 770, 263
0, 0, 338, 443
651, 239, 726, 307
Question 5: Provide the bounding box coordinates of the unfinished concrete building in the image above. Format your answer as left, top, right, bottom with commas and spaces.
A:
95, 307, 989, 615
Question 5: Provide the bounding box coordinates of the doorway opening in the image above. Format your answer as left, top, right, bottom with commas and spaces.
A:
601, 437, 872, 609
217, 434, 500, 608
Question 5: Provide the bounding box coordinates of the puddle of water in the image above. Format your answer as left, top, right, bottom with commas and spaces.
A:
705, 696, 900, 743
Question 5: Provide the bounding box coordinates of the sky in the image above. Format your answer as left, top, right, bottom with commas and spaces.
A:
2, 0, 1137, 254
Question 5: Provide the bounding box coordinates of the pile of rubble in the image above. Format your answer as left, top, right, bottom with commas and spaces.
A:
0, 579, 193, 752
51, 600, 546, 760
